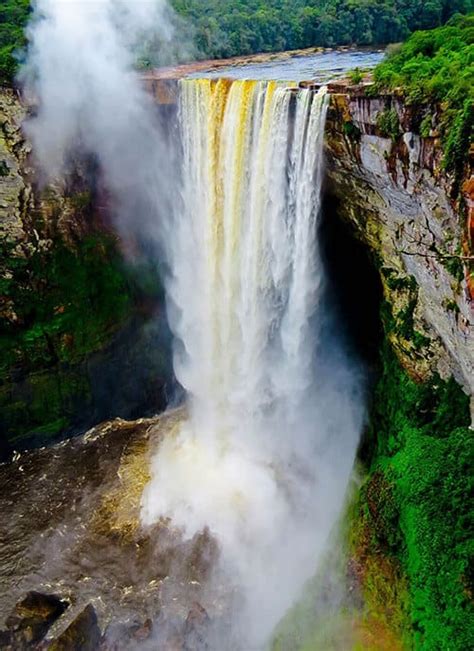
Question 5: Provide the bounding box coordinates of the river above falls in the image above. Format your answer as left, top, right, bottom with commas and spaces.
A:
186, 48, 385, 82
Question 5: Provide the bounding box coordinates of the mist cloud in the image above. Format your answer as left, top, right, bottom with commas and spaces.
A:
21, 0, 188, 249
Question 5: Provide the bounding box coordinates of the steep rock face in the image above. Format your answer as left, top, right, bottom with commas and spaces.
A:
0, 90, 32, 243
324, 88, 474, 650
325, 90, 473, 415
0, 88, 172, 454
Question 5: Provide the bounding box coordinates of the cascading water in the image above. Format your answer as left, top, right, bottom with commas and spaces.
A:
142, 79, 365, 649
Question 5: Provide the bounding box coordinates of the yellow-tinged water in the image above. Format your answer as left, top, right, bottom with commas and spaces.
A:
176, 78, 329, 426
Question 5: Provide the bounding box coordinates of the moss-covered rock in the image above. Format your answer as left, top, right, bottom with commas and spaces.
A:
349, 340, 473, 650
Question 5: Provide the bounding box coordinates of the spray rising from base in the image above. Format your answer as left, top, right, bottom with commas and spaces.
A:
141, 80, 366, 649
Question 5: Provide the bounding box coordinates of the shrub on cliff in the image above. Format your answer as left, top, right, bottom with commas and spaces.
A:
373, 13, 474, 177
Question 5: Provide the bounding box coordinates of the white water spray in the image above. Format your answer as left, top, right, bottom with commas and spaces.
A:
142, 79, 366, 648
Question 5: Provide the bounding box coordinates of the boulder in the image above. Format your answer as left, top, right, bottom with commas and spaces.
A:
48, 604, 101, 651
101, 618, 153, 650
183, 603, 210, 651
1, 591, 68, 648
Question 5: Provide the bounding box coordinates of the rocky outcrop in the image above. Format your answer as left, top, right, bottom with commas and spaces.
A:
0, 90, 32, 243
325, 88, 473, 417
49, 604, 101, 651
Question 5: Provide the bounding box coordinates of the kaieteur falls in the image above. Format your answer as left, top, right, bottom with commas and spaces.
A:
141, 79, 366, 649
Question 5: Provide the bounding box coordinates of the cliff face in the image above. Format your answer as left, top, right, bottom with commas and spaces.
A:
324, 88, 473, 651
325, 90, 473, 414
0, 89, 172, 455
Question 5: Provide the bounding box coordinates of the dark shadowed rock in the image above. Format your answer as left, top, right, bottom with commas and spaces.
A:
1, 591, 68, 648
48, 604, 101, 651
100, 618, 153, 650
183, 603, 210, 651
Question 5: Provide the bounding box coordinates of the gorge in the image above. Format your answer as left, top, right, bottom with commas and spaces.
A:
0, 12, 473, 651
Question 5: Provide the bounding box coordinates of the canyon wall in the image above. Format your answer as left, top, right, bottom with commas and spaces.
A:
0, 79, 472, 648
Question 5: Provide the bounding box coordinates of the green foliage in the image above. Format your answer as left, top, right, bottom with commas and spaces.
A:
342, 119, 361, 140
362, 341, 474, 649
380, 285, 431, 351
0, 234, 134, 444
373, 14, 474, 180
444, 98, 474, 182
171, 0, 474, 59
349, 66, 364, 84
443, 297, 460, 313
0, 0, 29, 85
444, 253, 466, 281
419, 112, 433, 137
0, 235, 132, 374
376, 107, 401, 140
381, 267, 417, 292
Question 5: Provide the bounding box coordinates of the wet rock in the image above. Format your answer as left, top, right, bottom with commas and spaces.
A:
183, 603, 210, 651
48, 604, 101, 651
1, 591, 68, 648
101, 618, 153, 650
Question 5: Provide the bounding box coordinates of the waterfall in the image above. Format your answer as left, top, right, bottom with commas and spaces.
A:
142, 79, 365, 649
170, 79, 329, 437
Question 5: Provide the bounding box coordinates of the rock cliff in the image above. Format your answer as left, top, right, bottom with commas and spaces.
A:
325, 87, 473, 419
323, 84, 473, 650
0, 88, 172, 455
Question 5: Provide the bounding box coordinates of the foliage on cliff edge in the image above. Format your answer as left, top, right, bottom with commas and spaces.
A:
352, 340, 474, 650
373, 13, 474, 178
0, 233, 132, 451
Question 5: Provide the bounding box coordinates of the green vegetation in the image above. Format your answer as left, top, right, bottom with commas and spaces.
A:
373, 13, 474, 179
0, 235, 132, 374
171, 0, 473, 59
1, 1, 473, 83
0, 0, 29, 84
0, 234, 134, 447
376, 107, 401, 140
353, 340, 474, 650
348, 67, 364, 84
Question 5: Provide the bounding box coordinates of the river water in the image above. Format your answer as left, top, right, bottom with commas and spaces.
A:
188, 48, 384, 82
